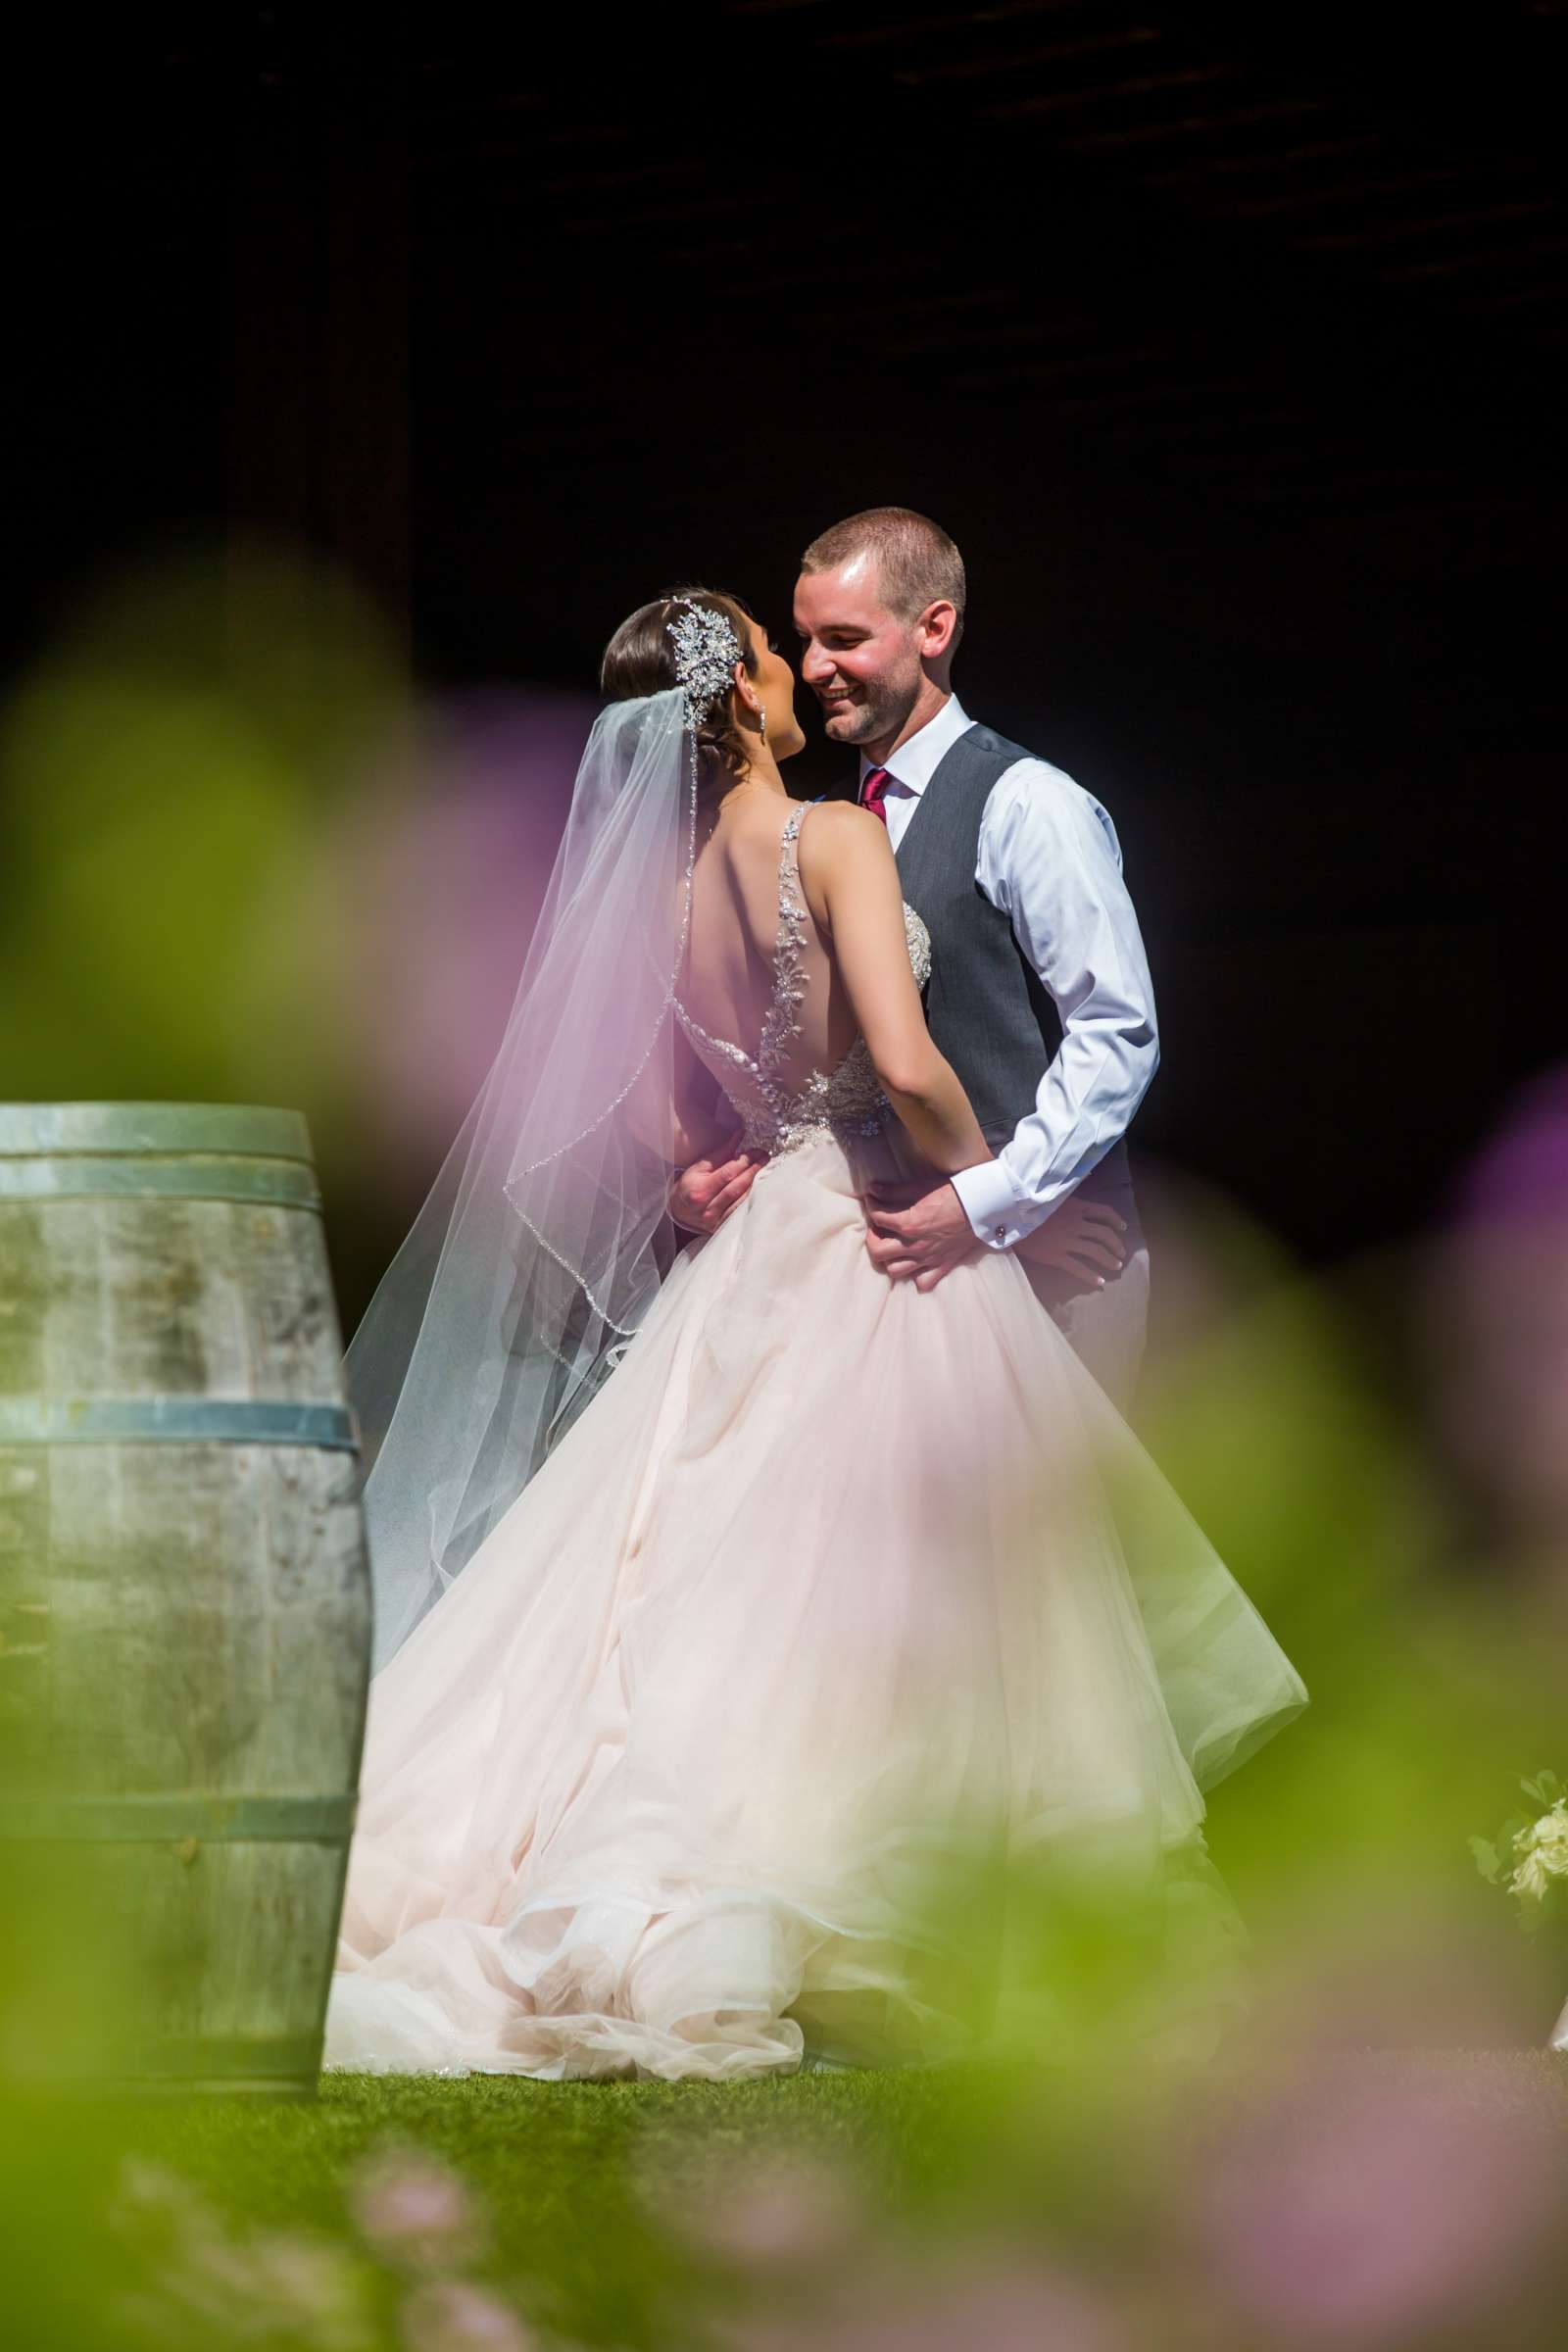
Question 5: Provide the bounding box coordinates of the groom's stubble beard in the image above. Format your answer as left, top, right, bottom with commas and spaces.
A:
821, 694, 890, 748
817, 653, 924, 759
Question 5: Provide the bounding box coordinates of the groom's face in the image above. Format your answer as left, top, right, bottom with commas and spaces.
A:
792, 557, 925, 750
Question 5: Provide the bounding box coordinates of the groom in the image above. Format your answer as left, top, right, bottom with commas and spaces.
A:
676, 506, 1156, 1410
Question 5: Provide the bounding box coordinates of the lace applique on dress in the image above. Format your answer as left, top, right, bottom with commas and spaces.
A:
675, 802, 932, 1157
756, 805, 811, 1079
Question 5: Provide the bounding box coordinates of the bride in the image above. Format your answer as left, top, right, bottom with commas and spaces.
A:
324, 589, 1306, 2082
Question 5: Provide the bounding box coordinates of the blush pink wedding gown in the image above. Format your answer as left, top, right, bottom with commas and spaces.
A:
324, 805, 1305, 2081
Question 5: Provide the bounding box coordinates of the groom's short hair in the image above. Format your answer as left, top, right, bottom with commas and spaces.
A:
800, 507, 966, 648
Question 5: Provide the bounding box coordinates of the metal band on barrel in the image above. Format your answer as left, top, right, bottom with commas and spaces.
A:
105, 2035, 325, 2087
0, 1155, 323, 1209
0, 1793, 359, 1843
0, 1103, 315, 1160
0, 1400, 360, 1449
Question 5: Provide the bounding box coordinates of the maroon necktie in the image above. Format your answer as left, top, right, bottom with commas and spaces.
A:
860, 765, 891, 824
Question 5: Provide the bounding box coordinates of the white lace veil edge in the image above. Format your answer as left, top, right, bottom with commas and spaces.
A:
347, 688, 698, 1671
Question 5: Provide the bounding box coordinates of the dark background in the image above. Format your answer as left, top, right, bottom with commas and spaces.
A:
15, 0, 1567, 1282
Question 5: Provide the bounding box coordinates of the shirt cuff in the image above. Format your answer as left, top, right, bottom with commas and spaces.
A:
951, 1159, 1039, 1250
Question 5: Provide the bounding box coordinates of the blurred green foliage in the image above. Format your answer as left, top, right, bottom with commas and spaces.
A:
0, 538, 410, 1202
5, 541, 1568, 2348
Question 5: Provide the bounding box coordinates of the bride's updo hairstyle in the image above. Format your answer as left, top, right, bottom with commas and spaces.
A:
600, 587, 760, 783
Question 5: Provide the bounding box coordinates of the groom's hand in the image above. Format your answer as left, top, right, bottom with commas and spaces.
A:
864, 1180, 983, 1293
669, 1146, 763, 1236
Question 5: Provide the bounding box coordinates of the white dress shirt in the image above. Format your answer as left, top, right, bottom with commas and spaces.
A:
859, 695, 1158, 1250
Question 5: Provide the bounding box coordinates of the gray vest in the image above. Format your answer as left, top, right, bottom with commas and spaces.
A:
891, 721, 1139, 1223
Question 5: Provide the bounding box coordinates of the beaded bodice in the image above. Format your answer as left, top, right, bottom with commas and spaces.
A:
674, 803, 933, 1158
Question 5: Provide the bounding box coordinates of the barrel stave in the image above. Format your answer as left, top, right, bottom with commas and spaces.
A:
0, 1105, 371, 2093
37, 1445, 368, 1799
0, 1197, 347, 1405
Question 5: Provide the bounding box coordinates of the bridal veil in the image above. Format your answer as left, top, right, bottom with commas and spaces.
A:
346, 686, 698, 1668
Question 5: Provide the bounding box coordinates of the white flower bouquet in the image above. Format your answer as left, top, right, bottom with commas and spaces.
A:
1472, 1772, 1568, 1929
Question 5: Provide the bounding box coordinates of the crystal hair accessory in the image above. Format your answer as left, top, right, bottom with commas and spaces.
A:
666, 600, 743, 729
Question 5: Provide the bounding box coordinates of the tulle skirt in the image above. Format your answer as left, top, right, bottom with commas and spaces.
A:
324, 1137, 1305, 2081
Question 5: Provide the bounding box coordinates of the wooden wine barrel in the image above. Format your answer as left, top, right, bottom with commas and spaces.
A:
0, 1103, 371, 2096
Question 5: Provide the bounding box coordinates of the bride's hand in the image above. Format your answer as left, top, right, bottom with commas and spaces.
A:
669, 1144, 764, 1236
1015, 1197, 1129, 1285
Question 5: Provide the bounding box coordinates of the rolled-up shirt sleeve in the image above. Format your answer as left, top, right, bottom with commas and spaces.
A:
949, 760, 1159, 1250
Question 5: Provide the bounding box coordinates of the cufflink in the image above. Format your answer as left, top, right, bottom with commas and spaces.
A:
992, 1224, 1006, 1243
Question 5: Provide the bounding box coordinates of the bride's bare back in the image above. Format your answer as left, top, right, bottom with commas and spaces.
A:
679, 790, 863, 1102
672, 779, 993, 1195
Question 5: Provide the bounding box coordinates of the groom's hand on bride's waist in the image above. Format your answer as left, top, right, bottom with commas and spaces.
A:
865, 1181, 1130, 1293
668, 1147, 764, 1237
863, 1179, 983, 1293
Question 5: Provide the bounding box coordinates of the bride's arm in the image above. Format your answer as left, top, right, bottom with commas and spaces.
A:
804, 805, 991, 1178
620, 1025, 737, 1168
669, 1029, 742, 1167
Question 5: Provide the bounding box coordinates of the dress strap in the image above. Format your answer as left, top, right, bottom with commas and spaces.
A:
758, 803, 816, 1076
774, 796, 827, 910
776, 801, 806, 902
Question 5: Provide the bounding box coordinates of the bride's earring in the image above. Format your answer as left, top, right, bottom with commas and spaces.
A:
758, 704, 768, 748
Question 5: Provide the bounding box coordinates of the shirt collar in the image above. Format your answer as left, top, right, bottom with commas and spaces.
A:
858, 694, 972, 797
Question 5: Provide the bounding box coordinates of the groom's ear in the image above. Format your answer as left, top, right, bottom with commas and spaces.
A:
918, 600, 959, 662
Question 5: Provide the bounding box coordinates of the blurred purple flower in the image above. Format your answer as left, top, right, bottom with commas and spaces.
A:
347, 2146, 486, 2272
730, 2250, 1125, 2352
334, 689, 599, 1171
1190, 2061, 1556, 2343
1446, 1066, 1568, 1234
399, 2278, 537, 2352
112, 2159, 378, 2350
645, 2142, 869, 2276
1425, 1061, 1568, 1545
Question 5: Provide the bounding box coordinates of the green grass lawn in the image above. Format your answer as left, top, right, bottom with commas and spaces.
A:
9, 2053, 1567, 2351
16, 2060, 1008, 2352
123, 2063, 1003, 2348
108, 2052, 1568, 2348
